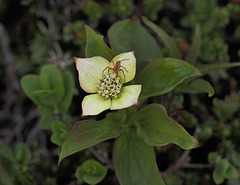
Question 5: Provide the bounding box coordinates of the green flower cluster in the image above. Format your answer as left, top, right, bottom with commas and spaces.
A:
97, 73, 122, 99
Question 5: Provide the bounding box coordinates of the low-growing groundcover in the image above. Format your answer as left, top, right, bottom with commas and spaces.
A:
57, 25, 200, 185
1, 1, 240, 185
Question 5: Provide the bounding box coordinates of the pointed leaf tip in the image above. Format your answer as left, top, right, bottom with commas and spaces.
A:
85, 25, 117, 61
136, 104, 199, 150
139, 58, 201, 100
58, 113, 122, 165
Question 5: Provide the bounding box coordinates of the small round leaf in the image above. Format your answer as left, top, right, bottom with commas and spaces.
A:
14, 144, 31, 166
75, 159, 107, 185
51, 121, 71, 146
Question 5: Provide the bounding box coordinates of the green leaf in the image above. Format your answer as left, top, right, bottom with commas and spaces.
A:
138, 58, 201, 100
108, 18, 162, 62
113, 128, 165, 185
197, 62, 240, 75
213, 169, 225, 184
0, 143, 16, 164
39, 64, 65, 107
39, 106, 57, 129
213, 159, 229, 184
213, 159, 238, 184
14, 143, 31, 166
20, 74, 43, 106
175, 78, 214, 97
185, 24, 201, 65
142, 17, 181, 58
136, 104, 198, 149
58, 113, 122, 165
208, 152, 221, 164
0, 143, 16, 176
57, 71, 75, 112
225, 165, 238, 179
51, 121, 71, 146
85, 25, 117, 61
75, 159, 107, 185
0, 164, 13, 185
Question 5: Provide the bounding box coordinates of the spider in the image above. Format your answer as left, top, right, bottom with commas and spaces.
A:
102, 59, 129, 82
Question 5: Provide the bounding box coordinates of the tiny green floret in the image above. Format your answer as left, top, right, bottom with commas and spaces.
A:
97, 72, 122, 99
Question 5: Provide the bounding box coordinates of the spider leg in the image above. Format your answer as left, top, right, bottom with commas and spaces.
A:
103, 67, 111, 75
118, 59, 129, 62
120, 65, 128, 73
108, 68, 112, 75
119, 69, 126, 83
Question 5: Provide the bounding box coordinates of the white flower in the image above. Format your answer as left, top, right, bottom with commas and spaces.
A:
75, 51, 141, 116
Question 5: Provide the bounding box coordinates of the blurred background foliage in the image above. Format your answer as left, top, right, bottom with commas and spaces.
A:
0, 0, 240, 184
